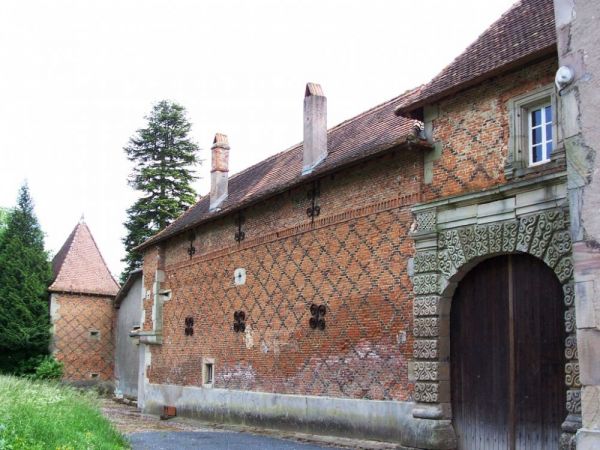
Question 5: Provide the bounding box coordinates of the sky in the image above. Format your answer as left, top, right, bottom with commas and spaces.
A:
0, 0, 516, 279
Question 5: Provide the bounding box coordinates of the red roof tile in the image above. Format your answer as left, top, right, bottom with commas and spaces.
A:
395, 0, 556, 117
137, 88, 429, 251
50, 221, 119, 296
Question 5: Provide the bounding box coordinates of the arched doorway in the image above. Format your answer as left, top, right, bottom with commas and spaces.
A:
451, 254, 566, 449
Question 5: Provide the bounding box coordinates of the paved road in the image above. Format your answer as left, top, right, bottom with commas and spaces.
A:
102, 400, 348, 450
129, 431, 346, 450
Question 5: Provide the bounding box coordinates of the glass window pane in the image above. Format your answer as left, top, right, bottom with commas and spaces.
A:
546, 142, 553, 158
532, 127, 542, 145
546, 123, 552, 141
545, 105, 552, 123
532, 108, 542, 127
532, 144, 543, 163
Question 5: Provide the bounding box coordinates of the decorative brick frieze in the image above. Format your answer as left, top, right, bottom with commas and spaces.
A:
555, 257, 574, 284
413, 339, 438, 359
412, 274, 440, 295
458, 226, 478, 261
565, 335, 578, 360
413, 251, 438, 274
488, 222, 503, 253
565, 362, 580, 388
413, 318, 441, 338
563, 283, 575, 307
413, 296, 441, 317
566, 389, 582, 414
168, 192, 420, 272
516, 214, 538, 253
565, 308, 576, 334
414, 382, 439, 403
502, 221, 519, 253
414, 209, 436, 233
474, 225, 489, 256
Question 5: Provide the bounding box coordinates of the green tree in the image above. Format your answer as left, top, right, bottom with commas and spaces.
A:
0, 207, 11, 240
0, 184, 52, 374
121, 100, 200, 281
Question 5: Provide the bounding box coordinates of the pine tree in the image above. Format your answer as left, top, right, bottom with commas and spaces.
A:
121, 100, 200, 281
0, 207, 11, 240
0, 184, 52, 373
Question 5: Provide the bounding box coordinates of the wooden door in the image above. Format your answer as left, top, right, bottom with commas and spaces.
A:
451, 254, 565, 450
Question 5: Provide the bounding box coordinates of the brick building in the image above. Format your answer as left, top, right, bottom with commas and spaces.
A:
130, 0, 596, 448
49, 220, 119, 383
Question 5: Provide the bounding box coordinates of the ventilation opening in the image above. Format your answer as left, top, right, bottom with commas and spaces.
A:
90, 330, 100, 338
90, 373, 99, 379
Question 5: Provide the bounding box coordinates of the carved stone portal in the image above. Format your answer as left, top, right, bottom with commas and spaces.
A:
410, 206, 580, 446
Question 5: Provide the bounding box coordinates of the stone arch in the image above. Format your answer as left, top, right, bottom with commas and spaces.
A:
409, 207, 581, 446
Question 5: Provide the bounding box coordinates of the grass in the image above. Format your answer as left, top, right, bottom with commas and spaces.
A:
0, 375, 129, 450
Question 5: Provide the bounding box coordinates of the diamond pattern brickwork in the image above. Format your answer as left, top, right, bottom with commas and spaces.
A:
422, 58, 562, 202
149, 205, 415, 401
52, 294, 114, 381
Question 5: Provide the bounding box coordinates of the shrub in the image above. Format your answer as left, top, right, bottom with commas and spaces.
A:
31, 356, 63, 381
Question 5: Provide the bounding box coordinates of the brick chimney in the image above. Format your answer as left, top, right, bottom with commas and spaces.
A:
209, 133, 229, 211
303, 83, 327, 174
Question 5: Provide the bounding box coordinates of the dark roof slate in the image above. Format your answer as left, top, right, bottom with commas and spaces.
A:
395, 0, 556, 117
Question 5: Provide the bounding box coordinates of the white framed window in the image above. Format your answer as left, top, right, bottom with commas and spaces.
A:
506, 85, 559, 178
528, 102, 553, 166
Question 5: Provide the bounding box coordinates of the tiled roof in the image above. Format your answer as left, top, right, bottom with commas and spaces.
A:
50, 221, 119, 296
137, 89, 429, 251
394, 0, 556, 117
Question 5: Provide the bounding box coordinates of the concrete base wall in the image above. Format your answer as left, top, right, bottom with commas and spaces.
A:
114, 276, 143, 399
142, 383, 455, 449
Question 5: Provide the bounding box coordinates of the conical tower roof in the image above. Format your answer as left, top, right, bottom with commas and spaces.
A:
49, 220, 119, 296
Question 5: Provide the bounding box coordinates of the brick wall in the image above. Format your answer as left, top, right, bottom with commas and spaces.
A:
51, 293, 114, 382
143, 149, 421, 401
423, 57, 560, 201
142, 57, 561, 402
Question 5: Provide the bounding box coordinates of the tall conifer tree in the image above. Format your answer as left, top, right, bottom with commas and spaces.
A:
0, 183, 52, 373
121, 100, 200, 281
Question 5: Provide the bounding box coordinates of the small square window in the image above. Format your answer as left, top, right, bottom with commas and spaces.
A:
89, 330, 100, 339
506, 85, 559, 178
90, 373, 99, 379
